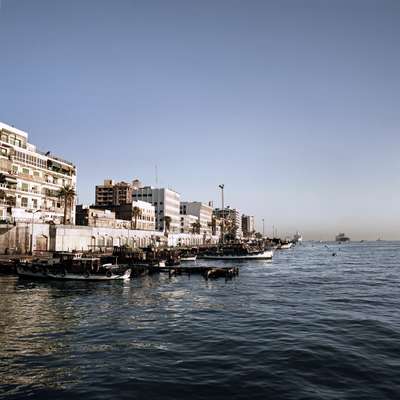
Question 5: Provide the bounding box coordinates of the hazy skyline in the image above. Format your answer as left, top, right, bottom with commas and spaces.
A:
1, 0, 399, 240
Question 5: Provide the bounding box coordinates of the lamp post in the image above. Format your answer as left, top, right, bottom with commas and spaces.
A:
218, 184, 224, 244
30, 209, 40, 255
262, 218, 265, 237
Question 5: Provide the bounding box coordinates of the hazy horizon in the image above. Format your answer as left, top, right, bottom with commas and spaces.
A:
1, 0, 399, 240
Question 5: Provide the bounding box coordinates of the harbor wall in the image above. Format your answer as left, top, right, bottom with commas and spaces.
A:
0, 223, 219, 254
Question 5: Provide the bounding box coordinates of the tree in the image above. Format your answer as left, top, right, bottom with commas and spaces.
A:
57, 185, 75, 224
132, 206, 142, 230
163, 215, 172, 236
191, 221, 201, 234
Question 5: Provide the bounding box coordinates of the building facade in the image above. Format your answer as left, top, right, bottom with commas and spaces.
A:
133, 187, 180, 233
180, 214, 199, 234
242, 215, 255, 237
0, 122, 77, 224
95, 179, 143, 206
213, 207, 243, 238
180, 201, 212, 237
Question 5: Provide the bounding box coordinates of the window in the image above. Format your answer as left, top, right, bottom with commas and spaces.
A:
12, 165, 18, 174
32, 199, 37, 208
1, 148, 7, 156
22, 168, 29, 175
21, 183, 29, 192
34, 171, 40, 177
21, 197, 28, 208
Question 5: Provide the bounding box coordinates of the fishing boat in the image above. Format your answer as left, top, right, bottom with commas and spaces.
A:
201, 243, 273, 260
16, 256, 131, 281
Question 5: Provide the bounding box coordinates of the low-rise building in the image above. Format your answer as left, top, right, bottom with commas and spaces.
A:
180, 214, 199, 234
180, 201, 212, 237
0, 122, 77, 224
112, 200, 156, 230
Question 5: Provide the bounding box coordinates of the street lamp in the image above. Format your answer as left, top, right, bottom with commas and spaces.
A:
218, 184, 224, 244
29, 209, 40, 255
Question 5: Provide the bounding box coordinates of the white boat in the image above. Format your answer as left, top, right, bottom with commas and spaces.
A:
202, 250, 273, 260
280, 242, 293, 249
181, 255, 197, 261
17, 257, 131, 281
293, 232, 303, 243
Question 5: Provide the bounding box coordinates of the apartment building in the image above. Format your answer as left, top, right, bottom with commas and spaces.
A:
0, 122, 77, 223
133, 187, 180, 233
95, 179, 143, 206
180, 201, 212, 237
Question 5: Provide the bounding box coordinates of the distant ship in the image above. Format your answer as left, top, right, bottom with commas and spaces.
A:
335, 233, 350, 242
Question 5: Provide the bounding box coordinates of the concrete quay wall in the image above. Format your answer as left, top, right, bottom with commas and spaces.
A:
0, 223, 219, 254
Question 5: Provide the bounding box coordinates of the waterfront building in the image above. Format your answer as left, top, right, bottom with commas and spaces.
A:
242, 215, 255, 237
180, 214, 199, 234
95, 179, 143, 206
213, 206, 243, 238
180, 201, 212, 237
0, 122, 77, 224
133, 187, 180, 233
86, 200, 156, 231
76, 205, 132, 229
112, 200, 156, 230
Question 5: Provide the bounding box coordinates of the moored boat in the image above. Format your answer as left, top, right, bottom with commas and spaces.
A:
181, 255, 197, 261
16, 256, 131, 281
279, 242, 293, 249
201, 243, 273, 260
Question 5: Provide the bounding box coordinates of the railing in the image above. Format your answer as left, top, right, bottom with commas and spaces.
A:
36, 150, 75, 167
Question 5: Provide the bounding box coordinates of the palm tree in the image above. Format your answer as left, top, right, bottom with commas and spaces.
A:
192, 221, 201, 234
132, 206, 142, 230
57, 185, 75, 224
163, 215, 172, 236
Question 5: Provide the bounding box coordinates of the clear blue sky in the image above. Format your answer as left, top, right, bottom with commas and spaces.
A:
1, 0, 399, 240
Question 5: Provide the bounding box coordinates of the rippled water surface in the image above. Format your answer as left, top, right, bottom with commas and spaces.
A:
1, 242, 400, 399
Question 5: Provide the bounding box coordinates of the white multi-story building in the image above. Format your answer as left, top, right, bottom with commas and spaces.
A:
0, 122, 77, 224
180, 214, 199, 234
180, 201, 212, 237
133, 187, 180, 233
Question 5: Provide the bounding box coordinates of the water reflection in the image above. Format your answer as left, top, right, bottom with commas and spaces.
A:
1, 243, 400, 400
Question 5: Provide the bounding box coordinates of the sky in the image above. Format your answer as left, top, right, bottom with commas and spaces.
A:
0, 0, 399, 240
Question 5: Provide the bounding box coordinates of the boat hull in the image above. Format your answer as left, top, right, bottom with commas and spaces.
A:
181, 256, 197, 261
16, 266, 131, 281
202, 250, 273, 260
280, 243, 293, 249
